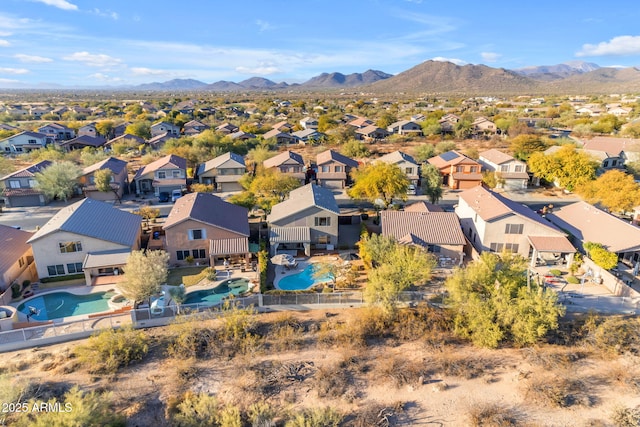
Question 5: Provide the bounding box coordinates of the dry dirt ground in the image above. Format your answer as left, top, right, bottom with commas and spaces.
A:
1, 308, 639, 427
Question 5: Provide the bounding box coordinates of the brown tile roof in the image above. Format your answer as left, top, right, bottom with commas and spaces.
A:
528, 236, 575, 253
581, 136, 640, 154
163, 192, 249, 236
479, 149, 515, 165
1, 160, 52, 180
427, 150, 479, 169
405, 201, 444, 212
546, 201, 640, 253
263, 150, 304, 168
316, 149, 358, 167
381, 211, 465, 246
133, 154, 186, 179
0, 224, 33, 274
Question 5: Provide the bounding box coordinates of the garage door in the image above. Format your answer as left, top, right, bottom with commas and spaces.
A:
321, 180, 343, 189
9, 195, 42, 207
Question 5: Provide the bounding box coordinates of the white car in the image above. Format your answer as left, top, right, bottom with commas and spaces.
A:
171, 189, 183, 202
407, 184, 417, 195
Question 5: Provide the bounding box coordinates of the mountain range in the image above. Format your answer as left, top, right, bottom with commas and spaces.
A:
128, 61, 640, 95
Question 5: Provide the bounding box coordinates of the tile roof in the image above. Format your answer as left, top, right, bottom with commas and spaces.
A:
458, 186, 563, 233
163, 192, 249, 236
580, 136, 640, 155
377, 150, 418, 166
268, 183, 340, 224
546, 201, 640, 253
316, 149, 358, 167
134, 154, 187, 179
82, 157, 127, 176
59, 135, 106, 148
404, 201, 444, 212
197, 152, 245, 175
1, 160, 52, 180
381, 211, 465, 246
0, 225, 33, 274
428, 150, 479, 168
263, 150, 304, 168
479, 149, 515, 165
27, 198, 141, 247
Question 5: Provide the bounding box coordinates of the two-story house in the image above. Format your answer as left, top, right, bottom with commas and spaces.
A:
268, 183, 340, 256
151, 121, 180, 137
478, 149, 529, 190
427, 150, 482, 189
377, 151, 420, 186
0, 131, 48, 153
163, 193, 250, 267
215, 123, 239, 135
316, 149, 358, 189
355, 125, 390, 142
79, 157, 129, 201
196, 152, 246, 192
472, 117, 497, 135
299, 117, 319, 130
1, 160, 52, 207
133, 154, 187, 196
387, 120, 422, 136
78, 122, 98, 138
38, 123, 75, 143
182, 120, 210, 136
58, 135, 107, 152
27, 198, 141, 285
579, 136, 640, 170
263, 150, 307, 184
455, 186, 575, 267
0, 225, 36, 305
292, 129, 325, 144
262, 129, 297, 145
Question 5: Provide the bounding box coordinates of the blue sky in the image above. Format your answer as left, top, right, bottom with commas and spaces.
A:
2, 0, 640, 88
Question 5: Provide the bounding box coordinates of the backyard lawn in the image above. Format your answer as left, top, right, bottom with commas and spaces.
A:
166, 266, 209, 286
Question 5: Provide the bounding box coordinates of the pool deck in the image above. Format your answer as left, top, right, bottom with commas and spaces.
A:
273, 255, 343, 290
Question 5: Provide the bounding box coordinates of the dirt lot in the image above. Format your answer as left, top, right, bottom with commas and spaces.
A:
1, 307, 639, 426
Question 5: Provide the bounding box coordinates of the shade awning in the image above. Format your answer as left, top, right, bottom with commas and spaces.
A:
209, 237, 249, 256
83, 249, 131, 269
528, 235, 575, 253
269, 226, 311, 243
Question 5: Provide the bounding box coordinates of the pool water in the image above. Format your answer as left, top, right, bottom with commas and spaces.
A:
277, 264, 334, 291
17, 291, 114, 321
183, 278, 250, 305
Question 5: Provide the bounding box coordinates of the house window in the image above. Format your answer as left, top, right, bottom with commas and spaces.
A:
157, 171, 166, 179
335, 166, 343, 173
456, 166, 464, 172
427, 244, 441, 253
490, 243, 504, 252
28, 139, 36, 144
192, 249, 206, 259
505, 243, 519, 253
176, 250, 190, 261
172, 170, 181, 178
612, 160, 617, 167
18, 257, 24, 268
47, 264, 65, 276
505, 224, 524, 234
59, 241, 83, 253
405, 167, 413, 174
321, 166, 330, 173
66, 262, 84, 274
188, 229, 206, 240
603, 160, 609, 168
514, 165, 524, 172
317, 235, 329, 244
470, 166, 478, 173
315, 217, 331, 226
500, 165, 509, 172
28, 179, 36, 187
9, 180, 20, 189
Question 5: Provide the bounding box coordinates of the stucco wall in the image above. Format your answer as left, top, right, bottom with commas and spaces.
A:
270, 207, 339, 247
164, 219, 246, 265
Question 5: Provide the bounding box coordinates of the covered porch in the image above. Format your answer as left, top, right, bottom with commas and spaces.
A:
528, 235, 576, 269
83, 249, 130, 286
209, 237, 251, 269
269, 226, 311, 257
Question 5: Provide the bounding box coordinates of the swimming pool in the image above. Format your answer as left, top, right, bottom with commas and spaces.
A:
277, 264, 334, 291
183, 278, 250, 306
17, 291, 115, 321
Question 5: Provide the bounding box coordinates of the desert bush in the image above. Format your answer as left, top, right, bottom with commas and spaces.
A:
467, 402, 520, 426
216, 303, 262, 357
391, 303, 452, 343
521, 347, 588, 370
610, 404, 640, 427
247, 402, 277, 427
313, 364, 352, 399
166, 315, 216, 359
377, 355, 425, 387
603, 363, 640, 392
264, 313, 306, 351
171, 391, 222, 427
76, 326, 148, 374
522, 375, 592, 408
431, 353, 491, 380
583, 316, 640, 356
566, 275, 580, 284
350, 401, 404, 427
285, 407, 343, 427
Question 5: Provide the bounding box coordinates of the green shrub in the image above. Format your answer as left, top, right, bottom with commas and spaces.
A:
40, 273, 85, 283
205, 267, 217, 281
167, 315, 215, 359
611, 404, 640, 427
567, 275, 580, 284
76, 326, 148, 374
549, 269, 563, 277
467, 402, 519, 427
285, 407, 343, 427
11, 282, 21, 298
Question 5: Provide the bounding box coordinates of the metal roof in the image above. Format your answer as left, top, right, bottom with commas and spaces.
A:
209, 237, 249, 255
83, 249, 131, 269
269, 226, 311, 243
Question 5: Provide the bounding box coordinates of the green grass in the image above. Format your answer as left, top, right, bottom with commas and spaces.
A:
167, 266, 209, 287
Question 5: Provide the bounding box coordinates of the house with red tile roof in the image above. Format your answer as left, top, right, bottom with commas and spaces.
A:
427, 150, 483, 190
478, 149, 529, 190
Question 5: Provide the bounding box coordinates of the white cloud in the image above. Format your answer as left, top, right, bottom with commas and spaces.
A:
131, 67, 169, 76
0, 31, 11, 37
235, 65, 281, 75
14, 54, 53, 63
63, 51, 122, 67
92, 9, 119, 20
0, 78, 19, 83
32, 0, 78, 11
0, 67, 29, 75
431, 56, 467, 66
577, 35, 640, 57
256, 20, 274, 32
0, 40, 10, 47
88, 73, 123, 82
481, 52, 501, 62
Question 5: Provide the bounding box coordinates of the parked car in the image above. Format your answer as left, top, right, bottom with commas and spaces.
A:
407, 184, 417, 195
171, 189, 183, 203
158, 192, 170, 203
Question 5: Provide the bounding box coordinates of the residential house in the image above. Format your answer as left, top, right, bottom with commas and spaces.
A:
455, 186, 575, 267
163, 193, 250, 267
427, 150, 483, 190
30, 106, 51, 119
173, 100, 196, 115
215, 122, 239, 135
196, 152, 246, 192
51, 106, 68, 116
546, 201, 640, 268
133, 154, 187, 196
147, 132, 174, 149
299, 117, 319, 130
26, 198, 141, 285
0, 225, 36, 305
439, 114, 460, 134
478, 149, 529, 190
404, 201, 444, 212
113, 122, 130, 138
104, 133, 145, 150
182, 120, 210, 136
377, 151, 420, 186
0, 160, 52, 207
580, 136, 640, 169
268, 183, 340, 256
151, 121, 180, 137
316, 149, 358, 189
347, 117, 374, 129
292, 128, 325, 144
78, 122, 98, 137
262, 129, 297, 145
263, 150, 308, 183
387, 120, 423, 136
38, 123, 75, 143
58, 135, 106, 151
228, 131, 256, 141
381, 210, 465, 264
607, 106, 632, 117
79, 157, 129, 201
271, 121, 294, 132
472, 117, 497, 135
355, 125, 390, 142
0, 131, 48, 153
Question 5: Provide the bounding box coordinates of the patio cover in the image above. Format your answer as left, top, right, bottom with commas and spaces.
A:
83, 249, 131, 269
209, 237, 249, 255
528, 236, 575, 253
269, 226, 311, 243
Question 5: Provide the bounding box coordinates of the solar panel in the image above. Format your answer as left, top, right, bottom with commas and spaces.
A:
439, 151, 459, 161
